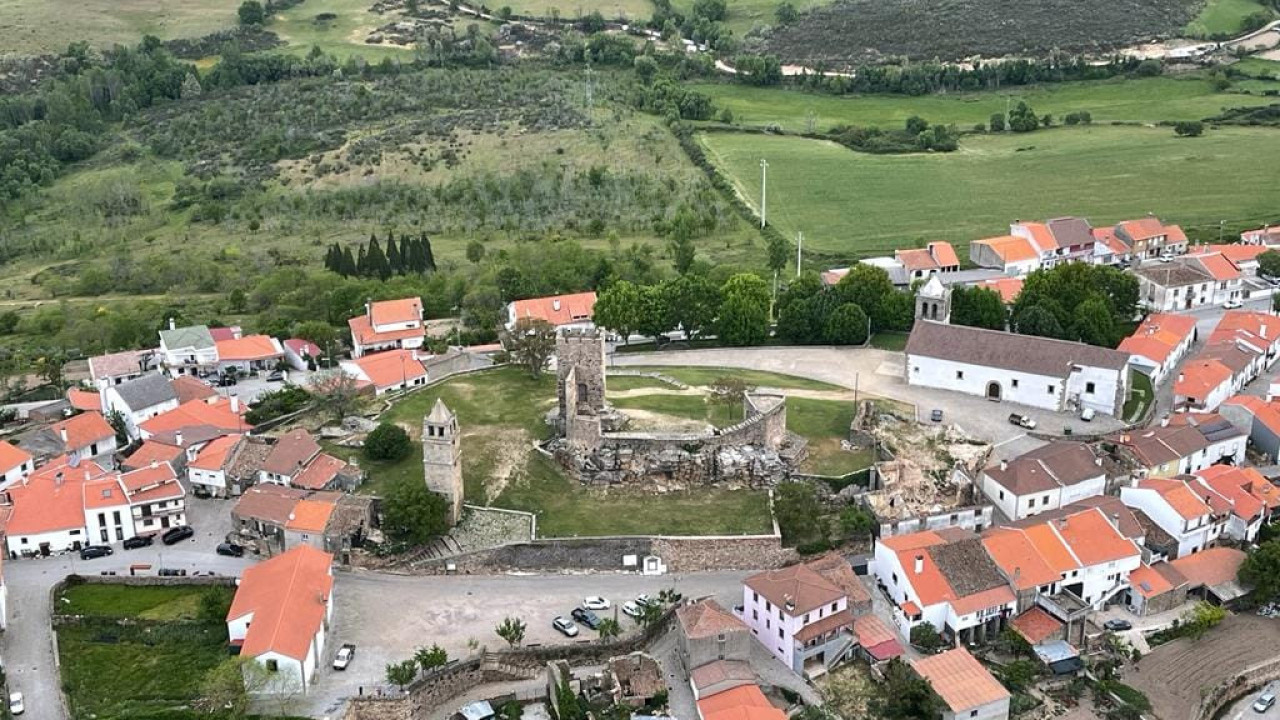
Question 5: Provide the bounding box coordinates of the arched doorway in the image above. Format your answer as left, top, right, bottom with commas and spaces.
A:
986, 382, 1002, 401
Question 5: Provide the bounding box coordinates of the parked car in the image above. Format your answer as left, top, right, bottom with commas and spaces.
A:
1254, 692, 1276, 713
1007, 413, 1037, 429
635, 594, 655, 608
266, 370, 284, 382
1158, 254, 1174, 263
216, 542, 245, 557
1103, 619, 1132, 632
930, 408, 943, 423
123, 535, 153, 550
9, 692, 23, 716
79, 545, 113, 560
161, 525, 195, 545
621, 602, 642, 619
571, 607, 601, 629
1224, 299, 1244, 310
333, 644, 356, 671
582, 596, 610, 611
218, 374, 238, 387
1080, 407, 1096, 422
552, 616, 579, 637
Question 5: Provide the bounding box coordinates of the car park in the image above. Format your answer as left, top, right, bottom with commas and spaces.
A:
552, 616, 579, 637
1007, 413, 1037, 429
216, 542, 245, 557
333, 644, 356, 670
1254, 692, 1275, 713
621, 602, 642, 619
9, 692, 23, 716
582, 596, 610, 611
79, 545, 113, 560
1103, 619, 1132, 632
571, 607, 601, 629
161, 525, 195, 545
123, 535, 153, 550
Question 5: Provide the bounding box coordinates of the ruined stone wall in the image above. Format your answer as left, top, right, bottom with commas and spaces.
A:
653, 535, 796, 572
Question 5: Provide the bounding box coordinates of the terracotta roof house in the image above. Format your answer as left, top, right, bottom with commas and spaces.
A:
1120, 477, 1223, 559
88, 349, 155, 390
2, 457, 106, 557
348, 298, 426, 358
741, 558, 858, 676
19, 411, 118, 462
969, 234, 1040, 275
505, 291, 597, 333
905, 321, 1129, 416
1116, 217, 1185, 259
1134, 263, 1216, 313
260, 429, 322, 487
1090, 225, 1131, 265
851, 614, 904, 662
139, 396, 250, 439
1168, 546, 1249, 603
980, 442, 1106, 521
1009, 606, 1064, 645
67, 388, 102, 412
283, 338, 322, 371
103, 373, 180, 439
912, 647, 1011, 720
215, 335, 284, 373
1124, 562, 1189, 616
1174, 358, 1236, 414
292, 453, 360, 491
226, 545, 334, 694
1118, 313, 1198, 386
974, 276, 1024, 304
1189, 465, 1266, 543
170, 375, 217, 404
158, 322, 218, 377
1109, 418, 1245, 477
1241, 225, 1280, 245
677, 598, 752, 673
339, 349, 428, 396
187, 433, 245, 498
0, 441, 34, 491
891, 241, 961, 282
696, 684, 787, 720
1009, 495, 1145, 541
1189, 243, 1271, 274
121, 440, 185, 472
689, 660, 756, 699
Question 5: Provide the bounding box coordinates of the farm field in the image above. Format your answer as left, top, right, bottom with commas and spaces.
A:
0, 0, 238, 54
272, 0, 422, 58
693, 75, 1276, 131
699, 125, 1280, 261
1184, 0, 1274, 37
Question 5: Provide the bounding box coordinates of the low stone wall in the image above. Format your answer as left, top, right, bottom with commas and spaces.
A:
1195, 656, 1280, 720
654, 535, 796, 572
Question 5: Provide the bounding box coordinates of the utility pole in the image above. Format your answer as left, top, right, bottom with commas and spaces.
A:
759, 159, 768, 228
1005, 95, 1011, 131
795, 232, 803, 277
1219, 219, 1225, 243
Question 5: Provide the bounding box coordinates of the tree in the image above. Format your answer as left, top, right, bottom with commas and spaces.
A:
105, 409, 129, 447
597, 617, 622, 641
36, 351, 65, 391
989, 112, 1005, 132
1258, 250, 1280, 279
1013, 304, 1065, 338
386, 659, 418, 690
774, 1, 798, 23
869, 657, 944, 720
508, 318, 556, 377
180, 73, 203, 100
366, 423, 413, 461
415, 644, 448, 673
635, 283, 676, 342
238, 0, 266, 25
199, 586, 233, 622
670, 235, 696, 275
766, 233, 790, 276
386, 231, 403, 274
313, 371, 361, 420
692, 0, 726, 21
909, 622, 945, 652
1181, 601, 1226, 640
950, 286, 1006, 330
594, 281, 642, 343
777, 297, 823, 344
633, 55, 658, 84
466, 240, 486, 264
834, 264, 896, 331
773, 480, 826, 548
383, 478, 450, 544
717, 273, 771, 346
1174, 120, 1205, 137
1008, 101, 1039, 132
999, 659, 1040, 692
663, 275, 721, 340
1240, 539, 1280, 602
839, 504, 875, 540
0, 311, 18, 335
639, 600, 665, 627
824, 303, 869, 345
1073, 296, 1117, 347
495, 616, 527, 647
196, 657, 275, 718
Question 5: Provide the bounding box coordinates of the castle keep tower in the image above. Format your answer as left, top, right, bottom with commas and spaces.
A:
423, 398, 463, 526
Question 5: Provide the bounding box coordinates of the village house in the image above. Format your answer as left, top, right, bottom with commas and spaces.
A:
348, 297, 425, 358
911, 647, 1011, 720
850, 242, 962, 286
118, 462, 187, 537
905, 321, 1130, 416
260, 430, 322, 487
215, 334, 285, 375
67, 388, 102, 413
505, 291, 597, 333
121, 440, 186, 474
1115, 218, 1187, 259
0, 441, 34, 491
1173, 358, 1237, 413
232, 484, 309, 550
1167, 546, 1250, 605
2, 457, 106, 557
980, 442, 1107, 521
1189, 243, 1272, 276
695, 684, 787, 720
88, 349, 155, 391
969, 234, 1041, 275
1012, 217, 1095, 268
158, 322, 219, 377
1120, 477, 1223, 558
1117, 313, 1198, 386
1173, 311, 1280, 412
226, 545, 334, 695
138, 396, 250, 440
339, 348, 428, 396
1124, 561, 1189, 616
1108, 415, 1246, 476
1222, 394, 1280, 462
187, 434, 245, 497
1188, 466, 1266, 542
283, 338, 322, 371
103, 373, 180, 439
171, 375, 217, 404
1241, 225, 1280, 245
1134, 263, 1216, 312
19, 412, 118, 464
739, 556, 865, 677
1090, 226, 1132, 266
973, 276, 1024, 305
677, 598, 752, 678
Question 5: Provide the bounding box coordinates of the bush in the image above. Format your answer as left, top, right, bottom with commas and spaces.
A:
365, 423, 413, 461
1174, 120, 1204, 137
243, 385, 312, 424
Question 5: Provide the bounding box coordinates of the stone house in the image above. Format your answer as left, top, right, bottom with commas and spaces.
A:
677, 598, 752, 671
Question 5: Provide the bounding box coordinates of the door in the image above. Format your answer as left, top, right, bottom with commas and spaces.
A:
986, 382, 1002, 401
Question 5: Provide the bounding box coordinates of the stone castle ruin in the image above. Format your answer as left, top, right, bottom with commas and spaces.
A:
549, 330, 806, 487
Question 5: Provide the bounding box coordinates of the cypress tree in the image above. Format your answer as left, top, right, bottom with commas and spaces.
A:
386, 230, 403, 274
324, 244, 338, 273
422, 234, 436, 271
342, 246, 358, 277
400, 234, 413, 274
367, 237, 390, 280
356, 244, 368, 277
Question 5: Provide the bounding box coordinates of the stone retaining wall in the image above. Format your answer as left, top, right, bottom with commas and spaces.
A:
1195, 656, 1280, 720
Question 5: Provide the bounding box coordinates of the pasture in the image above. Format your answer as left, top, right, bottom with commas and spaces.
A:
699, 125, 1280, 261
0, 0, 238, 54
1184, 0, 1274, 37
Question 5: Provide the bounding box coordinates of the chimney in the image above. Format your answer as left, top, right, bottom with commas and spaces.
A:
59, 426, 68, 443
1106, 512, 1120, 531
553, 299, 562, 312
83, 471, 90, 481
168, 317, 176, 330
1013, 567, 1021, 583
151, 459, 158, 469
1160, 415, 1170, 428
230, 396, 240, 413
1177, 373, 1184, 384
999, 459, 1008, 471
175, 430, 183, 447
365, 299, 372, 319
914, 555, 924, 574
783, 594, 795, 612
1096, 456, 1103, 466
55, 471, 64, 486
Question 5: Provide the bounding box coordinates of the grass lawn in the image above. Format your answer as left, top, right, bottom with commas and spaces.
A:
494, 453, 774, 536
0, 0, 237, 54
1185, 0, 1273, 37
621, 365, 843, 390
693, 76, 1276, 132
1231, 57, 1280, 79
786, 396, 874, 475
606, 374, 683, 390
869, 332, 909, 351
272, 0, 420, 58
610, 393, 745, 426
1124, 370, 1155, 423
58, 583, 228, 620
671, 0, 838, 35
699, 125, 1280, 261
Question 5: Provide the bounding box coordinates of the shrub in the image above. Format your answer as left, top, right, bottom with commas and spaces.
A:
1174, 120, 1204, 137
365, 423, 413, 461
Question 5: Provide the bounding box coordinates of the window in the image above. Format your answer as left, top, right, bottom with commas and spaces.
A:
1047, 384, 1055, 394
766, 619, 770, 629
717, 634, 726, 642
778, 628, 784, 639
892, 572, 898, 584
265, 659, 279, 672
1011, 378, 1019, 388
1043, 494, 1050, 504
998, 490, 1005, 500
753, 591, 759, 603
115, 528, 124, 541
831, 602, 837, 612
752, 609, 758, 620
971, 710, 979, 718
803, 613, 810, 624
956, 370, 964, 380
777, 609, 783, 621
100, 529, 108, 542
1085, 382, 1096, 394
112, 511, 120, 524
90, 443, 99, 454
98, 512, 106, 525
1029, 498, 1036, 508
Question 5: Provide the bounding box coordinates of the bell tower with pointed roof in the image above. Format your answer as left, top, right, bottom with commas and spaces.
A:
423, 398, 463, 526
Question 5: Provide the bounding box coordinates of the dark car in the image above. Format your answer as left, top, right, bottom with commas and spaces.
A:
930, 409, 943, 423
217, 375, 237, 387
216, 542, 245, 557
123, 535, 153, 550
1103, 619, 1133, 632
161, 525, 195, 545
571, 607, 601, 629
79, 545, 113, 560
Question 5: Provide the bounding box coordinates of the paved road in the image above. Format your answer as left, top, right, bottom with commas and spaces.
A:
1224, 681, 1278, 720
2, 497, 250, 720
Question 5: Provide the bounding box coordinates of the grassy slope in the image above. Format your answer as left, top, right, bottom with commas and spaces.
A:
610, 393, 745, 425
499, 0, 656, 21
1185, 0, 1273, 36
0, 0, 238, 54
671, 0, 838, 36
694, 76, 1275, 131
621, 365, 843, 389
271, 0, 422, 59
700, 125, 1280, 259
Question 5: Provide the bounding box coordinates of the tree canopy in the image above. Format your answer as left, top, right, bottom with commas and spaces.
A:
1011, 263, 1137, 346
950, 286, 1006, 330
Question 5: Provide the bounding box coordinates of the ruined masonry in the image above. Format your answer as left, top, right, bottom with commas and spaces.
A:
423, 398, 464, 526
550, 329, 806, 488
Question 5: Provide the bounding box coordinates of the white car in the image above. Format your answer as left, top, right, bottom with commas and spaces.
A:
582, 596, 610, 611
1224, 299, 1244, 310
1080, 407, 1096, 422
9, 692, 23, 716
333, 644, 356, 670
635, 593, 655, 608
621, 601, 643, 618
1158, 254, 1174, 263
553, 616, 579, 637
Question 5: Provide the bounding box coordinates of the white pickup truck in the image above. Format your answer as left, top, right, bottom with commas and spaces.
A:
333, 644, 356, 671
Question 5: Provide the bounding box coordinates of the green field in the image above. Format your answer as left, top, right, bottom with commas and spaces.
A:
621, 365, 843, 389
272, 0, 425, 58
610, 392, 746, 426
700, 125, 1280, 260
671, 0, 836, 35
500, 0, 656, 20
1185, 0, 1274, 37
694, 75, 1276, 132
58, 583, 230, 620
0, 0, 238, 54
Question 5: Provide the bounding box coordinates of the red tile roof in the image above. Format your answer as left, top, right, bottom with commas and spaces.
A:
973, 235, 1037, 264
1049, 508, 1141, 566
88, 350, 149, 380
1139, 477, 1213, 520
1168, 546, 1245, 588
83, 476, 129, 510
215, 335, 282, 362
351, 349, 427, 390
208, 326, 242, 342
1190, 244, 1271, 265
677, 598, 748, 639
0, 440, 33, 473
263, 429, 321, 477
928, 241, 960, 268
291, 453, 350, 490
369, 297, 422, 327
981, 529, 1060, 590
912, 648, 1010, 713
140, 397, 250, 436
1192, 466, 1265, 521
1174, 359, 1233, 400
226, 545, 333, 661
1092, 226, 1129, 255
348, 315, 425, 347
793, 608, 854, 643
1009, 607, 1063, 644
233, 484, 309, 525
698, 685, 786, 720
170, 376, 217, 404
509, 291, 597, 327
67, 388, 101, 412
1018, 222, 1057, 252
284, 338, 321, 358
896, 248, 937, 273
1128, 563, 1177, 599
852, 614, 900, 653
189, 434, 242, 472
744, 563, 844, 615
1189, 253, 1242, 282
975, 277, 1024, 304
121, 441, 183, 471
1118, 217, 1167, 242
6, 458, 108, 535
284, 498, 336, 533
51, 412, 115, 452
1119, 313, 1197, 366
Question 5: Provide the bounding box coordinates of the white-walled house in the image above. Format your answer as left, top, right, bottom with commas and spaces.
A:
739, 560, 855, 676
103, 373, 180, 439
187, 434, 244, 497
1191, 466, 1265, 543
1120, 478, 1223, 558
88, 349, 155, 391
905, 321, 1130, 416
347, 298, 425, 358
259, 430, 322, 487
0, 441, 34, 491
158, 322, 219, 376
1110, 416, 1246, 477
2, 457, 108, 557
119, 462, 187, 536
981, 442, 1106, 521
83, 475, 137, 546
912, 648, 1011, 720
506, 291, 598, 333
226, 546, 334, 695
337, 350, 428, 396
1117, 313, 1198, 387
